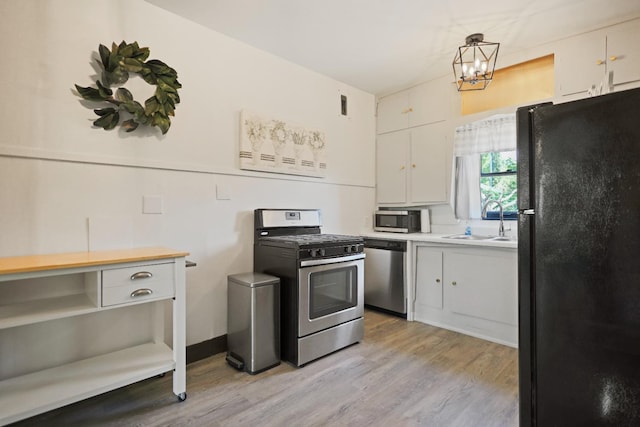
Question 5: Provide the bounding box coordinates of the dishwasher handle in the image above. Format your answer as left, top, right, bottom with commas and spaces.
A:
364, 239, 407, 252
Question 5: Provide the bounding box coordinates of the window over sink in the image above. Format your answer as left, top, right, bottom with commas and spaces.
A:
480, 150, 517, 220
452, 113, 517, 220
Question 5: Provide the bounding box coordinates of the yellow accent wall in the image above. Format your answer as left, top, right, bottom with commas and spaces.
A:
462, 55, 554, 115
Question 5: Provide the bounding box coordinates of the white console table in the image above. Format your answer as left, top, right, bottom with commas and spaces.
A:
0, 247, 189, 426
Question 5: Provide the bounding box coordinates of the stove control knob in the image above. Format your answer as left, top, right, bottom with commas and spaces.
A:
351, 245, 359, 253
311, 248, 325, 257
344, 246, 351, 253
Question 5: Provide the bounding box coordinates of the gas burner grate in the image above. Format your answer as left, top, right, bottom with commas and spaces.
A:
260, 233, 362, 246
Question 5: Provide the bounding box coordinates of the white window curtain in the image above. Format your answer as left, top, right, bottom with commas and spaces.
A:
451, 113, 516, 219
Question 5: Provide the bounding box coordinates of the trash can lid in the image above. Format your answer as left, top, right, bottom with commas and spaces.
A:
228, 272, 280, 287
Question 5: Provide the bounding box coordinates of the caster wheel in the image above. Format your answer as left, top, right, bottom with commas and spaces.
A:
177, 392, 187, 402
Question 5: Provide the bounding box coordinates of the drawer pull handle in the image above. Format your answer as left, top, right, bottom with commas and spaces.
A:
130, 271, 153, 280
131, 288, 153, 298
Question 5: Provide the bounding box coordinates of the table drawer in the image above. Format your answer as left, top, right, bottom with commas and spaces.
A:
102, 262, 175, 307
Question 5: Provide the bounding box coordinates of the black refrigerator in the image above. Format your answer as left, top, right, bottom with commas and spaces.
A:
517, 87, 640, 426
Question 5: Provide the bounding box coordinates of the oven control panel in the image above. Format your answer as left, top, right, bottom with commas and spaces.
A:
299, 243, 364, 260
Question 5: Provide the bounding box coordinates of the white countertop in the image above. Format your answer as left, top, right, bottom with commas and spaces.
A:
360, 231, 518, 249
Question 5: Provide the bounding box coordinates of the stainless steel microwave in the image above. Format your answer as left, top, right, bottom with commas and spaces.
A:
374, 210, 421, 233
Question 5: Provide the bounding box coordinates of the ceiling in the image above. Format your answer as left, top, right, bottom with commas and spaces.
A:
147, 0, 640, 96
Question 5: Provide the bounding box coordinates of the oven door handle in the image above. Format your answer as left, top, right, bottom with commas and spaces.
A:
299, 253, 365, 267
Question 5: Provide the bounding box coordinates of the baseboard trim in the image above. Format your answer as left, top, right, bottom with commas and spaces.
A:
186, 334, 227, 365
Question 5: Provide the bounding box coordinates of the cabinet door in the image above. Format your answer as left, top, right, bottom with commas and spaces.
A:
377, 91, 409, 134
444, 249, 517, 326
607, 20, 640, 87
415, 246, 443, 309
409, 122, 448, 204
376, 130, 408, 204
408, 80, 450, 127
556, 31, 607, 96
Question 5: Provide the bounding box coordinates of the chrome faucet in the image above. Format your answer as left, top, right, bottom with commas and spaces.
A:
482, 200, 505, 237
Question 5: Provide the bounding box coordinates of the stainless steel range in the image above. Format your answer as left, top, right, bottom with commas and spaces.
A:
253, 209, 365, 366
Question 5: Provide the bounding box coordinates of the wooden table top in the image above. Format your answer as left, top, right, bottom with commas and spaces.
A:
0, 247, 190, 275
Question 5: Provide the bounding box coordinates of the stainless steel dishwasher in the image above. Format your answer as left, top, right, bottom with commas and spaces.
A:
363, 238, 407, 318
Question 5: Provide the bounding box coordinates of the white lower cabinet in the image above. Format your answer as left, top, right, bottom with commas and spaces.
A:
414, 244, 518, 347
414, 247, 443, 310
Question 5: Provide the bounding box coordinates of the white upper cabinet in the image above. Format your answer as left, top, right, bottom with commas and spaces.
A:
376, 130, 409, 204
377, 79, 451, 134
556, 19, 640, 97
377, 91, 411, 134
409, 122, 447, 204
376, 121, 448, 206
607, 20, 640, 87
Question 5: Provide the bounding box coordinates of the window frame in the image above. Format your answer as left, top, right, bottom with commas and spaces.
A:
480, 151, 518, 221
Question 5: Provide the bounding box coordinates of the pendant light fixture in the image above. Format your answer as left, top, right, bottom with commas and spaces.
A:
452, 33, 500, 91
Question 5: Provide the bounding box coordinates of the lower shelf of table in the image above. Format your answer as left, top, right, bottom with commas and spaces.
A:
0, 342, 176, 426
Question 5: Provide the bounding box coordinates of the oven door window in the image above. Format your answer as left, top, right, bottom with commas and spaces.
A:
308, 265, 357, 319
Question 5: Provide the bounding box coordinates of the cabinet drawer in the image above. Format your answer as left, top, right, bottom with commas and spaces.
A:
101, 262, 175, 307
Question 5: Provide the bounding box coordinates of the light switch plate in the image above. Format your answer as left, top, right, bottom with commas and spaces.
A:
143, 195, 164, 214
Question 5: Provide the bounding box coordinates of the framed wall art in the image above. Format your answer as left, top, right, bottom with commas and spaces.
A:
239, 110, 326, 178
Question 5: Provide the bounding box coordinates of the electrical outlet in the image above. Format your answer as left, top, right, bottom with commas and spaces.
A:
216, 184, 231, 200
143, 195, 164, 214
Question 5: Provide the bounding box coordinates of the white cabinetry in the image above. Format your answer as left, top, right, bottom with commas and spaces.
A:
376, 130, 408, 204
557, 19, 640, 97
376, 79, 451, 134
414, 247, 443, 309
445, 250, 517, 326
376, 121, 448, 205
414, 244, 517, 347
0, 247, 188, 426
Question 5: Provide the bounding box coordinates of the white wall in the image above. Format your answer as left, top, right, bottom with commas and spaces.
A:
0, 0, 376, 345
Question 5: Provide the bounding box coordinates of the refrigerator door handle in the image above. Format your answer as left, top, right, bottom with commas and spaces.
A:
519, 209, 535, 215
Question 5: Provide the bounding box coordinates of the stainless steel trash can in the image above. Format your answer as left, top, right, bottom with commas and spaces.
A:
226, 272, 280, 374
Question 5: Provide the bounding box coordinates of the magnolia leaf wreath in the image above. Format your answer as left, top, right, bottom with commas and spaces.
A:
74, 41, 181, 134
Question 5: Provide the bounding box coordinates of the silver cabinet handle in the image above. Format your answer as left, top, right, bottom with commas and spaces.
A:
130, 288, 153, 298
130, 271, 153, 280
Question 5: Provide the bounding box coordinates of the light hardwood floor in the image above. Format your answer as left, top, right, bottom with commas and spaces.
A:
15, 310, 519, 426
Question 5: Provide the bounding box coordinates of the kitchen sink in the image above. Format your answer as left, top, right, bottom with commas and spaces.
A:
443, 234, 515, 242
488, 236, 513, 241
443, 234, 492, 240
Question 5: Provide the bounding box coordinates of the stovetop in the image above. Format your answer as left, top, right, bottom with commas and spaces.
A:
253, 209, 364, 259
259, 233, 363, 246
256, 233, 364, 260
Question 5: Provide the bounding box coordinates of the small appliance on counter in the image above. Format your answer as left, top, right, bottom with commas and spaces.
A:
374, 210, 420, 233
373, 209, 430, 233
420, 209, 431, 233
